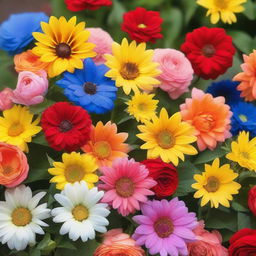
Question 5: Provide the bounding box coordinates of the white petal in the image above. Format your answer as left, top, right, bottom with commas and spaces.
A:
54, 194, 74, 209
29, 192, 46, 210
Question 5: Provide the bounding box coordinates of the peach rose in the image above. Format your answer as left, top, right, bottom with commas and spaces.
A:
0, 88, 14, 111
94, 229, 145, 256
188, 221, 228, 256
0, 143, 29, 187
14, 50, 49, 74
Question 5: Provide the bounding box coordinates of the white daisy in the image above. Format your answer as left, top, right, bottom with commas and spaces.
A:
52, 181, 110, 242
0, 185, 50, 251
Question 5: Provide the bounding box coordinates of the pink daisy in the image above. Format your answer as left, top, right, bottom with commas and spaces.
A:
99, 157, 156, 216
132, 198, 198, 256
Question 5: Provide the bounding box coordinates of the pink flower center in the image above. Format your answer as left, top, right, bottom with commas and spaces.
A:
202, 44, 216, 57
193, 114, 215, 132
120, 62, 139, 80
115, 177, 135, 198
154, 217, 174, 238
24, 78, 32, 85
59, 120, 73, 132
55, 43, 71, 58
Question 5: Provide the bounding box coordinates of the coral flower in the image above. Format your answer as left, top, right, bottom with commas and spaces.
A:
99, 157, 156, 216
0, 88, 14, 111
81, 121, 129, 168
180, 88, 232, 151
0, 143, 29, 187
233, 50, 256, 101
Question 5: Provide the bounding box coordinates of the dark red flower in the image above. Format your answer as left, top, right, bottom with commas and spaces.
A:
181, 27, 235, 80
248, 186, 256, 216
140, 158, 178, 198
229, 228, 256, 256
64, 0, 112, 11
121, 7, 163, 43
41, 102, 92, 152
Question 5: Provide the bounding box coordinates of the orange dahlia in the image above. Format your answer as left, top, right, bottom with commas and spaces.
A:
180, 88, 232, 151
233, 50, 256, 101
81, 121, 129, 167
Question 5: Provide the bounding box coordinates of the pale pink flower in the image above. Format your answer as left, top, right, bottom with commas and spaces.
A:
153, 48, 194, 99
87, 28, 113, 65
103, 229, 138, 246
12, 70, 48, 106
0, 88, 14, 111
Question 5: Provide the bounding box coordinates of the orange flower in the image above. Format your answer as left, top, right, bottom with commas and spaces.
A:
81, 121, 129, 167
0, 143, 29, 187
180, 88, 232, 151
233, 50, 256, 101
93, 229, 145, 256
14, 50, 49, 74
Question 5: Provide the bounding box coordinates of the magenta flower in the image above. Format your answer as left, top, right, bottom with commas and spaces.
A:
132, 198, 198, 256
99, 157, 156, 216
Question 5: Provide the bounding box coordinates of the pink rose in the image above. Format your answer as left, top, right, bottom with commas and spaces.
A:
188, 221, 228, 256
12, 70, 48, 106
153, 48, 194, 99
87, 28, 113, 65
0, 88, 14, 111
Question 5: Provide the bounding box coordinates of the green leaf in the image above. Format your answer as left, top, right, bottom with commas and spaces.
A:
238, 171, 256, 183
228, 30, 253, 54
37, 234, 52, 250
57, 239, 77, 250
243, 0, 255, 20
181, 0, 198, 24
29, 248, 40, 256
29, 99, 55, 115
237, 212, 252, 230
107, 0, 126, 26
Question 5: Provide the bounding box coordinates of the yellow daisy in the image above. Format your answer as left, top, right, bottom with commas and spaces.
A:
104, 38, 160, 95
192, 158, 241, 208
137, 108, 198, 166
0, 105, 41, 152
197, 0, 246, 24
226, 131, 256, 171
48, 152, 98, 190
32, 16, 96, 78
126, 92, 159, 123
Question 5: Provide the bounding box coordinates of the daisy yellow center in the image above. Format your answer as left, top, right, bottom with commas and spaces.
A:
93, 141, 111, 159
120, 62, 139, 80
115, 177, 135, 198
72, 205, 89, 222
157, 130, 175, 149
154, 217, 174, 238
55, 43, 71, 58
65, 164, 85, 183
8, 122, 24, 137
193, 114, 215, 132
241, 151, 250, 159
84, 82, 97, 95
214, 0, 228, 9
138, 23, 147, 28
59, 120, 73, 133
202, 44, 216, 57
239, 114, 247, 122
12, 208, 32, 226
204, 176, 220, 192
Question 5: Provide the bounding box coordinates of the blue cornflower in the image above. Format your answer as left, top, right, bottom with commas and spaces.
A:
56, 58, 117, 114
0, 12, 49, 55
231, 101, 256, 136
206, 80, 242, 106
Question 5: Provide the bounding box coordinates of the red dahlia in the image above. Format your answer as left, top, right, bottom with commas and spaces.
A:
141, 158, 178, 198
121, 7, 163, 43
181, 27, 235, 80
41, 102, 92, 152
64, 0, 112, 11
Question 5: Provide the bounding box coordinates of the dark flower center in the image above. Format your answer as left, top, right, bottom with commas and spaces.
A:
202, 44, 216, 57
84, 82, 97, 95
120, 62, 139, 80
55, 43, 71, 58
59, 120, 73, 132
204, 176, 220, 192
154, 217, 174, 238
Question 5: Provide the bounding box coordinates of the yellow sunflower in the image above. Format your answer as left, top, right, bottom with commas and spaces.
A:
126, 92, 158, 123
137, 108, 198, 166
0, 105, 41, 152
48, 152, 98, 190
192, 158, 241, 208
32, 16, 96, 78
104, 38, 160, 95
226, 131, 256, 171
197, 0, 247, 24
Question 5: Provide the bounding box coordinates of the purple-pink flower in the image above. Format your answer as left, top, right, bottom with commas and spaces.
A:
132, 198, 198, 256
0, 88, 14, 111
153, 49, 194, 99
87, 28, 113, 65
12, 70, 48, 106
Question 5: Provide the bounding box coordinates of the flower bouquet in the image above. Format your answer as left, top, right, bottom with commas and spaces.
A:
0, 0, 256, 255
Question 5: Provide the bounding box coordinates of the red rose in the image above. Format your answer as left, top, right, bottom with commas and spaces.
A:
64, 0, 112, 11
121, 7, 163, 43
229, 228, 256, 256
140, 158, 178, 198
181, 27, 235, 80
248, 186, 256, 216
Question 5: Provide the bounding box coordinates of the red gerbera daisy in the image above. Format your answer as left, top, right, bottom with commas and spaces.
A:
41, 102, 92, 152
64, 0, 112, 11
181, 27, 235, 80
121, 7, 163, 43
